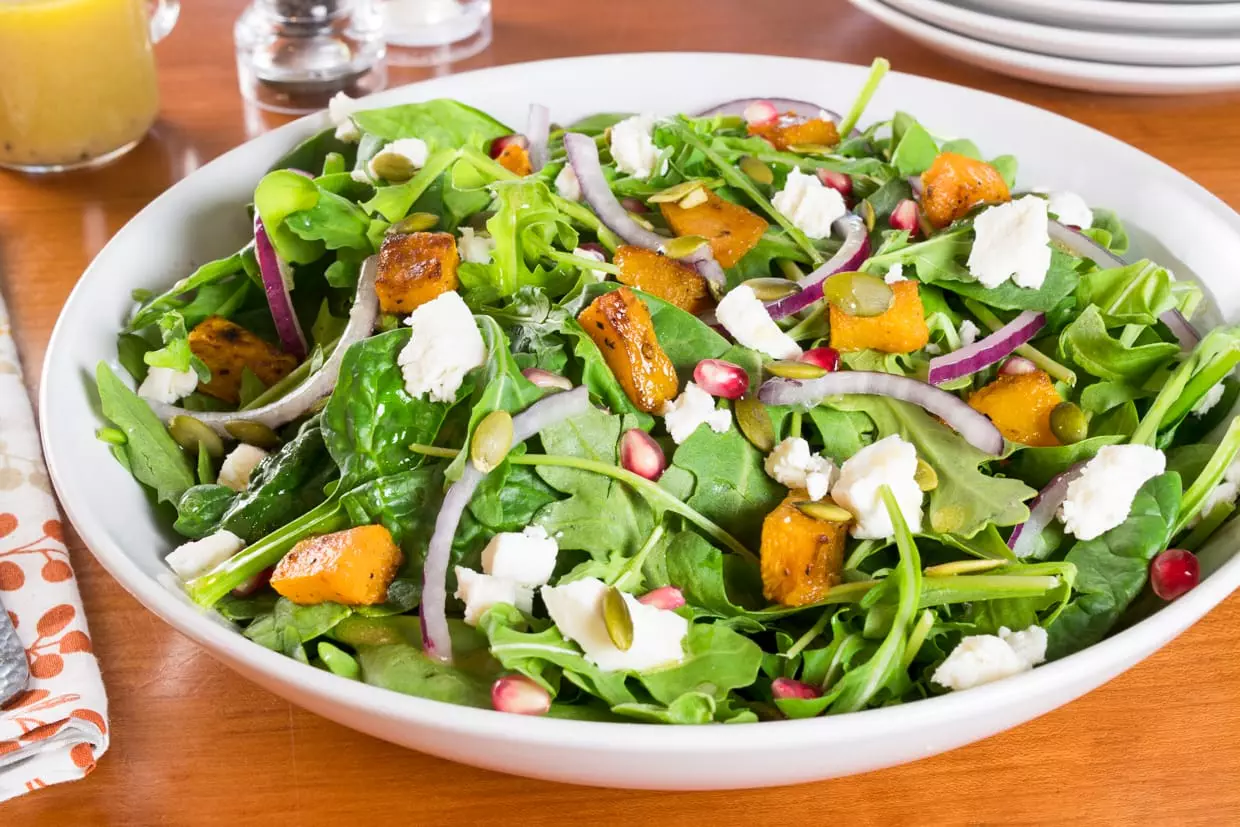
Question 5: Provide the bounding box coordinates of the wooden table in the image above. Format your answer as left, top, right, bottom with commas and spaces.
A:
4, 0, 1240, 822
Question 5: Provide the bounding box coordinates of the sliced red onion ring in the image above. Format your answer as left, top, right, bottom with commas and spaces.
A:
927, 311, 1045, 385
695, 97, 843, 126
421, 386, 591, 662
254, 216, 308, 360
563, 132, 726, 288
145, 256, 379, 436
1160, 308, 1201, 351
908, 175, 923, 198
527, 103, 550, 172
765, 214, 870, 320
759, 371, 1004, 455
1008, 465, 1083, 559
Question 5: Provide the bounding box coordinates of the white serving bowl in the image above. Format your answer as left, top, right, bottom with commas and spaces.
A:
40, 53, 1240, 790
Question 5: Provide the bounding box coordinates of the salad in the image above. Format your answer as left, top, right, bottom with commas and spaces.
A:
93, 59, 1240, 724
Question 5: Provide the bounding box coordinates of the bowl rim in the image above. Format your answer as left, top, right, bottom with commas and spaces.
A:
40, 51, 1240, 748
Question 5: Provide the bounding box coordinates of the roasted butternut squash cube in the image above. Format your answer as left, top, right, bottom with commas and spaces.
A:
614, 246, 714, 315
376, 231, 460, 314
271, 525, 403, 606
829, 280, 930, 354
495, 142, 533, 176
577, 287, 679, 413
749, 115, 840, 151
968, 370, 1062, 448
919, 152, 1011, 229
659, 190, 768, 269
760, 491, 849, 607
188, 316, 298, 404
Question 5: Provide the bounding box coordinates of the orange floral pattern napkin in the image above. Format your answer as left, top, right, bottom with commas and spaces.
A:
0, 295, 109, 800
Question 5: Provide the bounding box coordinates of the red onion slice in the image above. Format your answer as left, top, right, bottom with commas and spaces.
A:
1160, 308, 1201, 351
421, 386, 591, 662
908, 175, 923, 198
527, 103, 550, 172
254, 216, 308, 360
145, 256, 379, 436
1008, 465, 1083, 559
695, 98, 843, 126
927, 311, 1045, 385
765, 214, 870, 320
759, 371, 1005, 455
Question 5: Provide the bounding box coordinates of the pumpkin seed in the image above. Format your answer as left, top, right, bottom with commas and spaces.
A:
746, 277, 801, 302
470, 410, 514, 473
677, 187, 709, 209
629, 212, 656, 231
923, 559, 1005, 577
786, 144, 834, 155
735, 395, 775, 452
1049, 401, 1088, 445
823, 271, 894, 317
796, 500, 852, 522
914, 458, 938, 492
389, 212, 439, 234
169, 415, 224, 458
95, 427, 127, 446
659, 235, 709, 259
739, 155, 774, 186
648, 180, 705, 204
370, 152, 417, 183
861, 200, 877, 231
766, 360, 827, 380
224, 420, 283, 450
602, 586, 634, 651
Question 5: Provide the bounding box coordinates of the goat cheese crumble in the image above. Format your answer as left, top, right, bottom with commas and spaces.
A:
765, 437, 836, 502
137, 366, 198, 405
771, 168, 847, 240
328, 92, 361, 142
715, 284, 802, 360
398, 291, 486, 403
167, 530, 245, 581
609, 114, 660, 179
1045, 190, 1093, 230
555, 164, 582, 201
458, 226, 496, 264
662, 382, 732, 445
932, 625, 1048, 691
966, 195, 1051, 290
217, 444, 269, 492
1059, 444, 1166, 541
481, 526, 559, 588
454, 567, 533, 626
884, 263, 907, 284
541, 577, 688, 672
831, 435, 924, 539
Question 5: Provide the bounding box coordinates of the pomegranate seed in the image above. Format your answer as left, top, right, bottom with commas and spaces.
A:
1150, 548, 1200, 601
491, 675, 551, 716
742, 100, 779, 127
232, 567, 272, 597
521, 368, 573, 391
637, 586, 686, 610
890, 199, 920, 233
621, 428, 667, 481
800, 347, 841, 372
576, 242, 608, 260
771, 677, 821, 700
999, 356, 1038, 376
815, 169, 853, 197
693, 358, 749, 400
489, 134, 528, 159
620, 196, 649, 214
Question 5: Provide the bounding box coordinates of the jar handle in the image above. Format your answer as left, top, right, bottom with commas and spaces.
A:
148, 0, 180, 43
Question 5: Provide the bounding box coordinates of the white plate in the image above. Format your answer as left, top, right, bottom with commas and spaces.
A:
963, 0, 1240, 33
852, 0, 1240, 94
40, 53, 1240, 790
884, 0, 1240, 66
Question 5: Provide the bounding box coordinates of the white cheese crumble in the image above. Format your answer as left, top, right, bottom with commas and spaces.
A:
884, 263, 907, 284
966, 195, 1051, 290
367, 137, 430, 180
764, 437, 836, 501
609, 114, 660, 179
661, 382, 732, 445
932, 625, 1047, 691
481, 526, 558, 588
1059, 444, 1166, 541
1045, 190, 1093, 230
958, 319, 980, 348
137, 366, 199, 405
1189, 455, 1240, 528
541, 577, 688, 672
831, 435, 924, 539
328, 92, 361, 143
554, 164, 582, 201
217, 444, 269, 492
572, 246, 608, 282
398, 291, 486, 403
1192, 382, 1226, 417
350, 168, 372, 185
770, 168, 847, 240
454, 567, 533, 626
715, 284, 802, 360
458, 226, 496, 264
166, 530, 244, 581
924, 343, 942, 356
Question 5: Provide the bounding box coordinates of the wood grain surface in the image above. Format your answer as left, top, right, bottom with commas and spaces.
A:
3, 1, 1240, 823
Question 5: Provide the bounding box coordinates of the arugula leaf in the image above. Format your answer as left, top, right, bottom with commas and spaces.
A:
245, 597, 352, 663
351, 99, 510, 149
1076, 261, 1178, 327
127, 250, 246, 331
664, 531, 765, 618
934, 249, 1084, 312
807, 406, 875, 464
639, 624, 763, 705
1060, 305, 1179, 384
254, 169, 323, 264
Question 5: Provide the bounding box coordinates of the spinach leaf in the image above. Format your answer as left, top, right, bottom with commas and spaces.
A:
931, 249, 1083, 312
889, 112, 938, 177
351, 99, 510, 149
612, 692, 724, 724
173, 484, 236, 539
338, 464, 443, 572
1085, 208, 1129, 256
270, 127, 355, 175
356, 643, 494, 707
1005, 435, 1126, 490
638, 624, 764, 705
364, 148, 458, 223
254, 169, 323, 264
245, 597, 352, 663
664, 531, 765, 618
116, 332, 153, 383
96, 362, 196, 504
285, 186, 373, 253
1060, 305, 1179, 384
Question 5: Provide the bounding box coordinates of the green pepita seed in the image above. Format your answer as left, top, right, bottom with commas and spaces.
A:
1049, 401, 1088, 445
648, 180, 705, 204
823, 271, 894, 317
471, 410, 514, 473
796, 500, 853, 522
224, 420, 283, 450
389, 212, 439, 234
923, 559, 1006, 577
739, 155, 774, 186
168, 415, 225, 458
787, 144, 833, 155
629, 212, 656, 231
370, 152, 417, 183
95, 427, 127, 446
659, 235, 709, 259
766, 360, 827, 380
861, 200, 877, 231
745, 277, 801, 302
914, 458, 939, 492
677, 187, 709, 209
602, 586, 634, 651
735, 395, 775, 452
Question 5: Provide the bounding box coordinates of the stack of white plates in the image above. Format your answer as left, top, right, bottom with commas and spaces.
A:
850, 0, 1240, 94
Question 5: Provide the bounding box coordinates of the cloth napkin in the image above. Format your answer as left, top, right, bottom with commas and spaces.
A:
0, 293, 109, 801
